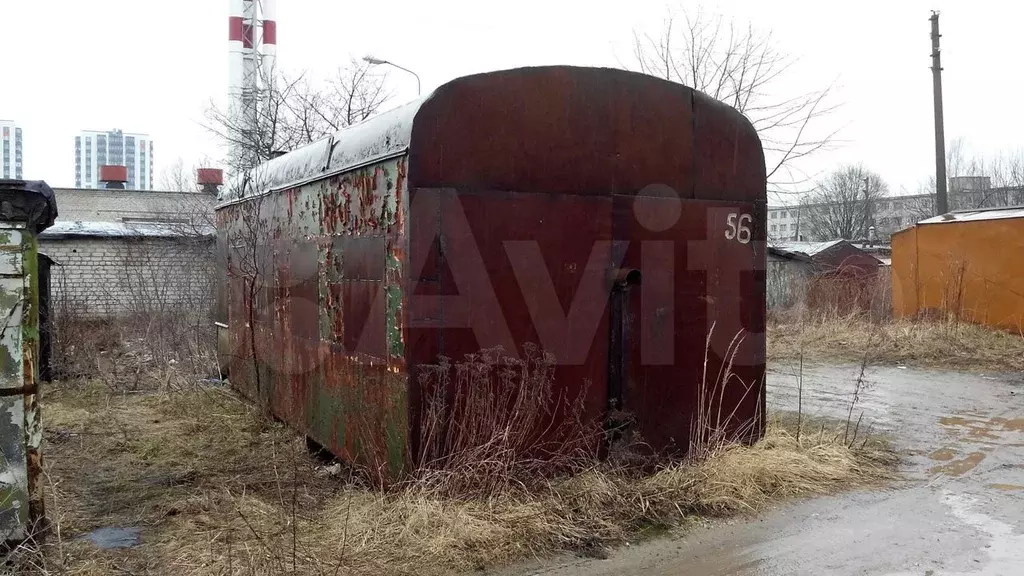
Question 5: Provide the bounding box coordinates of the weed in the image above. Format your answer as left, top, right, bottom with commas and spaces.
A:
12, 363, 895, 576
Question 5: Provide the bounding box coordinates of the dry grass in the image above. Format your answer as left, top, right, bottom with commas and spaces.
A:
768, 310, 1024, 371
9, 378, 895, 576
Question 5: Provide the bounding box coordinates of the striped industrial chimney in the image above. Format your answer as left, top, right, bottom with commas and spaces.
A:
261, 0, 277, 80
227, 0, 275, 176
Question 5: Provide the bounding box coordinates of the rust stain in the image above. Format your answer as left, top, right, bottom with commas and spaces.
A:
928, 447, 957, 461
930, 452, 985, 476
987, 483, 1024, 491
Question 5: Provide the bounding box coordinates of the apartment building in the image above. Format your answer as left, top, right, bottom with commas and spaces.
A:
769, 177, 1023, 242
1, 120, 23, 180
74, 129, 153, 190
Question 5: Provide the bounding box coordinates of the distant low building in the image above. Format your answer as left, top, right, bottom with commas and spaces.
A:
39, 169, 218, 316
768, 176, 1024, 242
770, 240, 884, 311
766, 246, 813, 310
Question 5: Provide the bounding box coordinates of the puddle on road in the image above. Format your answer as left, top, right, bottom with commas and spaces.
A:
80, 527, 141, 549
941, 492, 1024, 573
987, 483, 1024, 491
928, 447, 957, 461
929, 452, 986, 476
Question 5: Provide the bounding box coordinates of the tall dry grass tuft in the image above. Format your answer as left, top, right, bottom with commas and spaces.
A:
769, 252, 1024, 371
22, 372, 896, 576
769, 310, 1024, 371
689, 324, 763, 459
413, 345, 600, 497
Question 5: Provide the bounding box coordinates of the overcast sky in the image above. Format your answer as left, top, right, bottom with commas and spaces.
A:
4, 0, 1022, 202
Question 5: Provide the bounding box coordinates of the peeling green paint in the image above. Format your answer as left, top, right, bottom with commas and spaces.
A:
0, 486, 29, 528
221, 156, 412, 482
386, 285, 404, 358
308, 382, 346, 450
0, 345, 16, 378
385, 411, 405, 478
0, 287, 20, 313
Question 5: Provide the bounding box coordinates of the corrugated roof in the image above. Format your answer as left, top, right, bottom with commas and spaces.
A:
40, 220, 214, 239
772, 239, 844, 257
917, 206, 1024, 225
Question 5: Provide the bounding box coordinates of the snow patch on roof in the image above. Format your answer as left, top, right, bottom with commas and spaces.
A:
218, 97, 426, 205
771, 239, 844, 257
40, 220, 214, 239
918, 206, 1024, 225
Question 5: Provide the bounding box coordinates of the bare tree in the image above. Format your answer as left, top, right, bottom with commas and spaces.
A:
158, 158, 197, 192
917, 137, 1024, 211
631, 8, 839, 194
801, 164, 889, 241
205, 58, 392, 177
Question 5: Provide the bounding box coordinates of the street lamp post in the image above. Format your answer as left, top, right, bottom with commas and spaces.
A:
362, 55, 421, 96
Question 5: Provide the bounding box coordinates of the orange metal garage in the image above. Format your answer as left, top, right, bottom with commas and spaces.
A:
892, 207, 1024, 331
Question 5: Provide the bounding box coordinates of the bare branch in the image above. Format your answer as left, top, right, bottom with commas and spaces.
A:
629, 9, 839, 190
801, 164, 890, 240
203, 58, 392, 177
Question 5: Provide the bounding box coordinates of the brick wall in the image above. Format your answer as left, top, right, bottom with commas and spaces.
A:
39, 236, 215, 317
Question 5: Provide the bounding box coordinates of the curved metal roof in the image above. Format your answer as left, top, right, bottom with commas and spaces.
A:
218, 65, 766, 206
218, 96, 426, 205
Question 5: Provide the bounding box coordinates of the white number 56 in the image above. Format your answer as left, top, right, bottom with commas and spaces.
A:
724, 213, 753, 244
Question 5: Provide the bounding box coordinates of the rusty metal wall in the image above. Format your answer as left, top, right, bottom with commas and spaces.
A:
218, 158, 409, 478
407, 67, 767, 456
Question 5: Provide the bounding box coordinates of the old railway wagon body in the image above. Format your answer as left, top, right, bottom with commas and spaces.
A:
216, 66, 767, 477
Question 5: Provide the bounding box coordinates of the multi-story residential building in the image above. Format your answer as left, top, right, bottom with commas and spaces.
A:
768, 176, 1024, 243
1, 120, 23, 180
768, 195, 934, 242
74, 129, 153, 190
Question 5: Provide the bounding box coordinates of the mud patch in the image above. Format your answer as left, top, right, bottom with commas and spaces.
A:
938, 416, 1018, 441
997, 418, 1024, 432
928, 448, 956, 461
930, 452, 985, 476
987, 483, 1024, 491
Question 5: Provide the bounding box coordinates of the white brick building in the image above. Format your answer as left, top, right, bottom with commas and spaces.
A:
39, 188, 216, 316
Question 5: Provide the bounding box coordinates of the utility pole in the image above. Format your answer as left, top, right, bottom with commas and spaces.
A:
931, 11, 948, 215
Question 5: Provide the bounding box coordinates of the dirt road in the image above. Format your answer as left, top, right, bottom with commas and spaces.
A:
496, 364, 1024, 576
